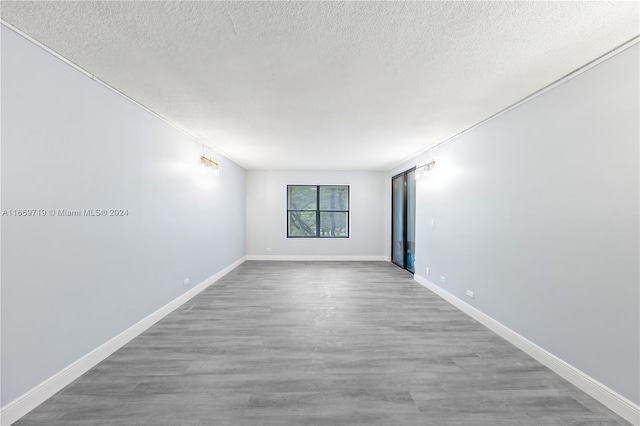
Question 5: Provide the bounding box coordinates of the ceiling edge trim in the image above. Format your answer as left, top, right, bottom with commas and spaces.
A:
391, 34, 640, 173
0, 20, 232, 162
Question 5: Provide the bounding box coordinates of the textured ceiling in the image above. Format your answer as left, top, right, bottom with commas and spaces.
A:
2, 1, 638, 171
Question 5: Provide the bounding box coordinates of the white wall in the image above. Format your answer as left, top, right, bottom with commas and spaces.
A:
393, 43, 639, 405
246, 171, 387, 259
1, 25, 246, 406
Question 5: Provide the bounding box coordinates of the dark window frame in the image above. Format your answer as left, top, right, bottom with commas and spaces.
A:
287, 185, 350, 238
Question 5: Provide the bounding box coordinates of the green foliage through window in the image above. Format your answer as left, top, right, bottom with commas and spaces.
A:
287, 185, 349, 238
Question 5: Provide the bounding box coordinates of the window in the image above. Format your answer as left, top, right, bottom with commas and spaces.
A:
287, 185, 349, 238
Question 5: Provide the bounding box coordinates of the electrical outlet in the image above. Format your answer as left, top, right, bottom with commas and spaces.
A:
266, 247, 271, 251
466, 290, 474, 298
426, 267, 430, 275
440, 275, 446, 283
431, 219, 435, 227
183, 278, 190, 286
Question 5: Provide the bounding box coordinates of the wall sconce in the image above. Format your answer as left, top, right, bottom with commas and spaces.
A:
200, 145, 220, 176
415, 160, 436, 180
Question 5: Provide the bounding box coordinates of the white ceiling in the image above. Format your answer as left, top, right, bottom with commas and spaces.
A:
2, 1, 638, 171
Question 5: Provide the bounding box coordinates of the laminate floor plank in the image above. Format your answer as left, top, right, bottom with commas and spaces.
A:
13, 261, 630, 425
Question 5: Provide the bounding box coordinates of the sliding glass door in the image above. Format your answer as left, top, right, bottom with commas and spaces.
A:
391, 169, 416, 273
392, 174, 405, 268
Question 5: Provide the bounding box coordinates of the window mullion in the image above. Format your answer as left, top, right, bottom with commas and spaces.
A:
316, 185, 321, 238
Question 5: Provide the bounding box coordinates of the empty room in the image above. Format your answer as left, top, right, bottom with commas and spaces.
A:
1, 1, 638, 425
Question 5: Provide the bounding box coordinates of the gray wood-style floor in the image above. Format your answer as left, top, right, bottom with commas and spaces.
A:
14, 261, 630, 425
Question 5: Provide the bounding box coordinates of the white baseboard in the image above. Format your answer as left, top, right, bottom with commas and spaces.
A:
414, 274, 640, 426
0, 256, 246, 426
246, 255, 390, 261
